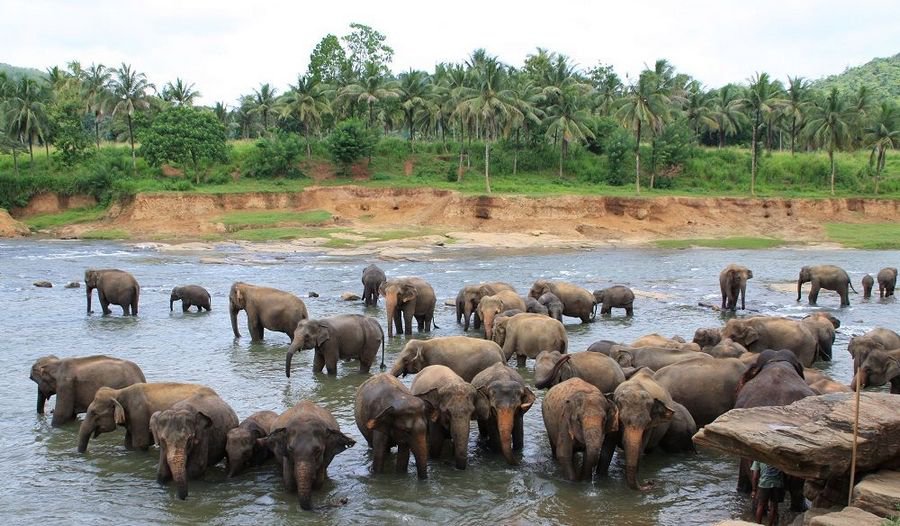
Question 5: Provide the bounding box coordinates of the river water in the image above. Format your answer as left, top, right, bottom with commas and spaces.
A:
1, 240, 896, 525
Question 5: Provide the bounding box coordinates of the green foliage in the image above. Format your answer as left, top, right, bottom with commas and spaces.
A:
219, 209, 332, 228
48, 100, 93, 166
139, 107, 228, 181
655, 237, 788, 249
307, 34, 351, 84
326, 119, 377, 172
242, 133, 305, 179
23, 207, 106, 230
825, 223, 900, 249
814, 53, 900, 104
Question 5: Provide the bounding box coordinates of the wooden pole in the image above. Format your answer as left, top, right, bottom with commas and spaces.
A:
848, 371, 862, 505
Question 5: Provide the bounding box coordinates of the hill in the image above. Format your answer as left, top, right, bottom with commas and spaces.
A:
0, 63, 46, 81
812, 53, 900, 102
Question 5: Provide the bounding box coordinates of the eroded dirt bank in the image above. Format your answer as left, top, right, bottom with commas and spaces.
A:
8, 187, 900, 251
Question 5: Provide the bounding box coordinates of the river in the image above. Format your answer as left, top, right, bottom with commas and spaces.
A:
1, 240, 896, 525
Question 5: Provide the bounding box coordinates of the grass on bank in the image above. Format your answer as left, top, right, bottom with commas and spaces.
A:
655, 237, 789, 249
824, 223, 900, 249
23, 206, 106, 230
218, 209, 332, 228
79, 229, 129, 240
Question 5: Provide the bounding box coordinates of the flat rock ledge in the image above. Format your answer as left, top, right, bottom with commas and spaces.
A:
852, 469, 900, 518
808, 506, 885, 526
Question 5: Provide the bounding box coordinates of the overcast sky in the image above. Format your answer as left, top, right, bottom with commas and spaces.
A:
3, 0, 897, 106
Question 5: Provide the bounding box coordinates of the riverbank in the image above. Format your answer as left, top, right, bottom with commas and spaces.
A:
5, 188, 900, 256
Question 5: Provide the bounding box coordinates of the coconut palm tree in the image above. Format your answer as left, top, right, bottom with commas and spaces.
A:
338, 62, 400, 129
807, 87, 853, 195
543, 78, 593, 177
4, 77, 49, 163
277, 75, 332, 157
864, 102, 899, 194
739, 72, 784, 195
507, 76, 543, 175
397, 70, 432, 149
110, 63, 155, 171
683, 81, 717, 144
234, 95, 257, 139
784, 76, 811, 154
161, 78, 201, 107
250, 83, 278, 134
81, 63, 112, 149
709, 84, 745, 148
615, 69, 671, 193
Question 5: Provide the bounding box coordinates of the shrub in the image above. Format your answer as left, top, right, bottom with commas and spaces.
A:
243, 133, 306, 179
327, 119, 378, 173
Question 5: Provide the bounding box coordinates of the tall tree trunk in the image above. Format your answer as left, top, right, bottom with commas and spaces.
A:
513, 129, 519, 176
12, 149, 19, 176
305, 126, 311, 159
484, 141, 491, 194
790, 116, 796, 155
95, 115, 101, 149
127, 115, 136, 173
829, 147, 835, 196
634, 121, 642, 194
29, 135, 34, 163
45, 141, 50, 159
751, 112, 759, 196
718, 129, 725, 148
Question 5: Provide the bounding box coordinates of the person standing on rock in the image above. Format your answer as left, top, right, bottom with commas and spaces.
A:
750, 460, 785, 525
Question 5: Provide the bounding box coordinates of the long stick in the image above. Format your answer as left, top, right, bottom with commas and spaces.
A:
848, 371, 862, 505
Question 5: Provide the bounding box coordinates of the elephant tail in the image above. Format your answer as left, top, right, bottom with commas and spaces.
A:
590, 301, 598, 321
376, 321, 386, 370
848, 279, 858, 294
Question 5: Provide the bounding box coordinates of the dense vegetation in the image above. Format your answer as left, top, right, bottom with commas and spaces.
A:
0, 24, 897, 209
813, 53, 900, 104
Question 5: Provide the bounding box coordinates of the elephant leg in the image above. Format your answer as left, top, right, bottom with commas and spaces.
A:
788, 475, 806, 512
513, 415, 524, 451
372, 431, 388, 473
477, 419, 490, 443
99, 291, 111, 315
841, 288, 850, 307
427, 423, 444, 457
325, 349, 339, 376
556, 438, 576, 481
737, 457, 752, 493
808, 283, 820, 305
625, 305, 634, 316
597, 433, 617, 477
157, 449, 172, 483
396, 443, 411, 474
124, 429, 134, 450
516, 354, 527, 368
392, 309, 403, 336
249, 316, 265, 341
182, 302, 190, 313
415, 314, 425, 332
403, 310, 414, 336
601, 305, 611, 316
312, 350, 326, 374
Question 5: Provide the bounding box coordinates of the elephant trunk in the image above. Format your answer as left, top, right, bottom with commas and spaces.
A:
496, 407, 517, 465
285, 340, 302, 378
37, 390, 46, 414
230, 306, 241, 338
623, 425, 646, 490
77, 420, 94, 453
450, 415, 471, 470
483, 312, 495, 341
294, 460, 315, 510
797, 279, 804, 302
385, 297, 397, 338
412, 432, 429, 479
86, 287, 93, 314
170, 295, 175, 312
167, 448, 189, 500
852, 369, 867, 391
579, 416, 604, 481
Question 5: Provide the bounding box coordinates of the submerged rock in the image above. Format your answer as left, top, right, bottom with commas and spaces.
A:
33, 280, 52, 288
64, 281, 80, 289
308, 291, 319, 298
340, 292, 360, 301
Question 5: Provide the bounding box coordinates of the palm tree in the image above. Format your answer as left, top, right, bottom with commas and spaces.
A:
543, 78, 593, 177
615, 69, 671, 193
807, 87, 853, 195
784, 76, 811, 154
277, 75, 332, 157
4, 77, 49, 163
161, 78, 201, 106
110, 63, 155, 171
864, 102, 899, 194
739, 72, 784, 195
338, 62, 400, 129
709, 84, 745, 147
683, 81, 717, 144
81, 63, 112, 149
507, 76, 543, 175
397, 70, 431, 149
234, 96, 257, 139
250, 83, 278, 133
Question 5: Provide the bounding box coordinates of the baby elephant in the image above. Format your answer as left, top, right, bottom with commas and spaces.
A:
492, 313, 567, 367
542, 378, 619, 481
862, 274, 874, 299
538, 292, 564, 321
285, 314, 384, 377
593, 286, 635, 316
411, 365, 478, 470
226, 410, 278, 477
170, 285, 211, 312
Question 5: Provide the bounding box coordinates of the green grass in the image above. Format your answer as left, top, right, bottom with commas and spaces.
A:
218, 209, 332, 227
23, 207, 107, 230
79, 229, 129, 240
655, 237, 789, 249
229, 226, 346, 242
825, 223, 900, 249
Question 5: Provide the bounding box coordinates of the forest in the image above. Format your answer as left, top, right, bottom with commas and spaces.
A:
0, 23, 898, 210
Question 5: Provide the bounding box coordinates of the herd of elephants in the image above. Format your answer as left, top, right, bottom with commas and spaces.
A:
29, 262, 900, 512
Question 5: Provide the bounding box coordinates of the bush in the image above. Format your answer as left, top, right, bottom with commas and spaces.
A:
243, 134, 305, 179
327, 119, 378, 173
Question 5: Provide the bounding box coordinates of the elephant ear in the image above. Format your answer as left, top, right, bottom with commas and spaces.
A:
326, 428, 356, 452
316, 323, 331, 347
416, 388, 442, 413
520, 387, 536, 413
260, 428, 287, 456
650, 399, 675, 424
196, 411, 213, 430
113, 398, 127, 425
613, 349, 633, 368
562, 399, 585, 444
149, 411, 162, 445
746, 269, 754, 279
742, 326, 760, 346
474, 388, 491, 420
605, 402, 620, 433
400, 284, 418, 303
366, 406, 394, 431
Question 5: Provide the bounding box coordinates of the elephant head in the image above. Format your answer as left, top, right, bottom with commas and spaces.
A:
78, 387, 125, 452
490, 316, 510, 348
721, 320, 759, 349
149, 408, 213, 500
285, 319, 327, 377
692, 327, 722, 348
417, 383, 477, 469
529, 280, 553, 300
797, 266, 814, 301
30, 355, 61, 414
229, 282, 248, 338
259, 424, 355, 509
380, 280, 418, 338
390, 340, 428, 377
366, 395, 435, 479
848, 335, 887, 372
853, 349, 900, 392
474, 379, 536, 465
613, 374, 675, 490
84, 269, 102, 314
478, 295, 507, 340
534, 351, 568, 389
561, 390, 618, 481
610, 346, 635, 368
225, 427, 259, 478
740, 349, 804, 390
169, 287, 183, 312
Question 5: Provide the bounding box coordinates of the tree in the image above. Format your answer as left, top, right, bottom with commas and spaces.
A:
140, 106, 228, 184
864, 102, 899, 193
307, 34, 350, 84
326, 119, 377, 173
807, 87, 853, 195
161, 78, 200, 106
710, 84, 745, 147
110, 63, 155, 171
615, 68, 671, 193
739, 72, 784, 195
588, 63, 622, 116
543, 79, 594, 177
338, 62, 400, 129
683, 80, 717, 144
784, 76, 811, 154
506, 76, 543, 175
48, 99, 92, 165
277, 75, 332, 158
342, 23, 394, 76
250, 83, 278, 133
3, 77, 49, 163
81, 63, 112, 149
397, 70, 431, 148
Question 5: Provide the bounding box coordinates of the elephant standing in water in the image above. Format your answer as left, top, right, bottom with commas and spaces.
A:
170, 285, 211, 312
719, 264, 752, 311
225, 410, 278, 477
534, 350, 626, 393
229, 282, 308, 341
84, 268, 140, 316
361, 264, 387, 306
593, 286, 635, 316
862, 274, 874, 298
529, 280, 596, 323
877, 267, 898, 298
389, 336, 505, 382
411, 365, 478, 469
379, 277, 438, 337
471, 363, 536, 466
285, 314, 384, 377
797, 264, 855, 306
456, 282, 515, 331
477, 290, 526, 341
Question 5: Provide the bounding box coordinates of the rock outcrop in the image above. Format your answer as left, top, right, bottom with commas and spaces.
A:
0, 209, 29, 238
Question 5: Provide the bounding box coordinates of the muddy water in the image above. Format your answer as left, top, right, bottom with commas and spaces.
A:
1, 240, 896, 525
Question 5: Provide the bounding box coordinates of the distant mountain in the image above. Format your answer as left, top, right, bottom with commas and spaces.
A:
0, 63, 46, 82
812, 53, 900, 103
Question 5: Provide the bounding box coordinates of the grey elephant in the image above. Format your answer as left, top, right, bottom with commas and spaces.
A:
542, 378, 618, 482
261, 401, 355, 510
380, 277, 438, 337
853, 348, 900, 393
411, 365, 478, 469
456, 282, 515, 331
285, 314, 384, 377
491, 313, 567, 367
719, 264, 753, 311
471, 363, 536, 465
150, 391, 239, 500
534, 350, 626, 393
848, 328, 900, 373
477, 290, 526, 340
170, 285, 211, 312
797, 264, 855, 306
361, 264, 387, 306
630, 333, 698, 351
592, 286, 635, 316
78, 382, 217, 453
225, 410, 278, 477
85, 268, 140, 316
800, 311, 839, 361
653, 357, 748, 428
877, 267, 898, 298
538, 292, 564, 321
610, 345, 711, 371
355, 374, 434, 478
524, 296, 548, 315
389, 336, 505, 382
721, 316, 819, 367
529, 279, 595, 323
230, 282, 308, 341
862, 274, 875, 298
31, 355, 145, 427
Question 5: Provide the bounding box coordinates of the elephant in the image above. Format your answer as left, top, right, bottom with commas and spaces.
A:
720, 316, 819, 367
355, 373, 435, 478
734, 350, 814, 511
30, 355, 146, 427
477, 290, 527, 340
613, 368, 692, 490
700, 338, 747, 358
848, 328, 900, 373
229, 282, 308, 342
225, 410, 278, 477
170, 285, 211, 312
586, 340, 622, 356
537, 292, 564, 321
285, 314, 384, 377
719, 264, 753, 311
411, 365, 478, 469
456, 282, 516, 331
78, 382, 217, 453
803, 369, 852, 394
592, 286, 635, 316
529, 279, 595, 323
491, 313, 567, 367
260, 401, 355, 510
610, 345, 711, 371
389, 336, 505, 382
653, 357, 748, 428
877, 267, 898, 298
629, 333, 699, 351
149, 392, 239, 500
379, 277, 438, 338
542, 378, 619, 482
361, 264, 387, 306
534, 350, 626, 393
852, 348, 900, 393
692, 327, 722, 348
524, 296, 548, 315
800, 311, 840, 361
862, 274, 875, 298
84, 268, 140, 316
471, 363, 536, 465
797, 264, 855, 306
